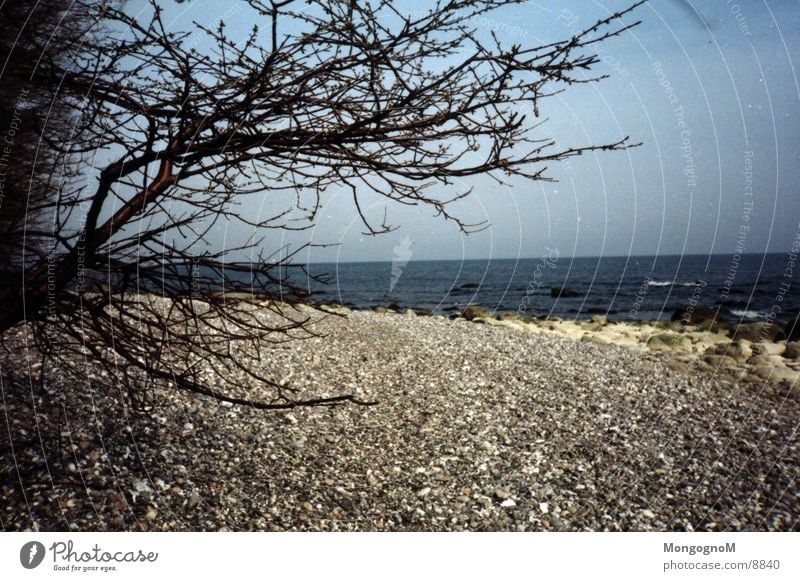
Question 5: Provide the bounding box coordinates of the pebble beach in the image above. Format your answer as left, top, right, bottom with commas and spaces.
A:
2, 305, 798, 531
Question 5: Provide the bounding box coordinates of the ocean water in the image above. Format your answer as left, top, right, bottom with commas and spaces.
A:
284, 254, 799, 323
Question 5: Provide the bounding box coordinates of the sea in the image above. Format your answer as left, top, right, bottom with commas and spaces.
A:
279, 253, 799, 323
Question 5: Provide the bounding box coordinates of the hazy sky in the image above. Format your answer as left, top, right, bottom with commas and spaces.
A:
134, 0, 800, 262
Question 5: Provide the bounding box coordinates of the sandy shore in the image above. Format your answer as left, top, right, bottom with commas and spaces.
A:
2, 306, 798, 531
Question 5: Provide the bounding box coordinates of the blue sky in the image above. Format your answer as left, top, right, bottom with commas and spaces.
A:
128, 1, 800, 262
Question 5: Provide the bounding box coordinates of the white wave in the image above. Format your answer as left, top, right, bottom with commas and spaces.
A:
647, 280, 674, 287
730, 309, 765, 320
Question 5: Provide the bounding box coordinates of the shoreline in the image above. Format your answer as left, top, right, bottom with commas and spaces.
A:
310, 301, 800, 390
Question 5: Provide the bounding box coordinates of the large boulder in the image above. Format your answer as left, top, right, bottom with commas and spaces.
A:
646, 333, 691, 351
751, 340, 785, 357
462, 305, 493, 321
783, 342, 800, 361
747, 354, 785, 367
733, 322, 786, 343
703, 354, 738, 367
696, 319, 731, 335
751, 366, 799, 382
711, 340, 752, 363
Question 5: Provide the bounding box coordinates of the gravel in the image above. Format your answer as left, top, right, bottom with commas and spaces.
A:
1, 309, 798, 531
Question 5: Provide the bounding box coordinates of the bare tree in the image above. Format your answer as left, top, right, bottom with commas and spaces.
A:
0, 0, 93, 290
0, 0, 644, 411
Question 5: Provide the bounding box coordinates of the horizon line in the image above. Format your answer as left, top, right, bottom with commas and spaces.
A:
293, 251, 792, 265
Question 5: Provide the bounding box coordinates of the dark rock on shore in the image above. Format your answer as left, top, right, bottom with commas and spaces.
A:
785, 315, 800, 343
461, 305, 492, 320
497, 311, 521, 322
671, 305, 719, 324
733, 322, 786, 343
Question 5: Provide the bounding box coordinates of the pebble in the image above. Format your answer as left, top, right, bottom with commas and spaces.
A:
493, 486, 511, 500
539, 502, 549, 514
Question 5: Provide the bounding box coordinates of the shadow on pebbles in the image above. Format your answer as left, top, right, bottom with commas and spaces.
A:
2, 310, 798, 531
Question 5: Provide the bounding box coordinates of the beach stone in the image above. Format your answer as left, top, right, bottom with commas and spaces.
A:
747, 354, 785, 367
497, 312, 521, 322
550, 287, 582, 298
696, 319, 730, 335
647, 333, 691, 351
712, 340, 752, 362
320, 304, 350, 314
751, 366, 798, 382
295, 303, 318, 315
404, 309, 417, 317
461, 306, 492, 321
539, 502, 549, 514
485, 318, 525, 331
666, 359, 692, 374
734, 322, 786, 343
372, 306, 390, 314
783, 342, 800, 361
493, 486, 512, 500
703, 354, 738, 368
751, 340, 785, 357
416, 309, 433, 317
590, 315, 608, 326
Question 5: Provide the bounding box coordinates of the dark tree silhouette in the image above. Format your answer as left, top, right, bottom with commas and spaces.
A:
0, 0, 94, 288
0, 0, 644, 410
